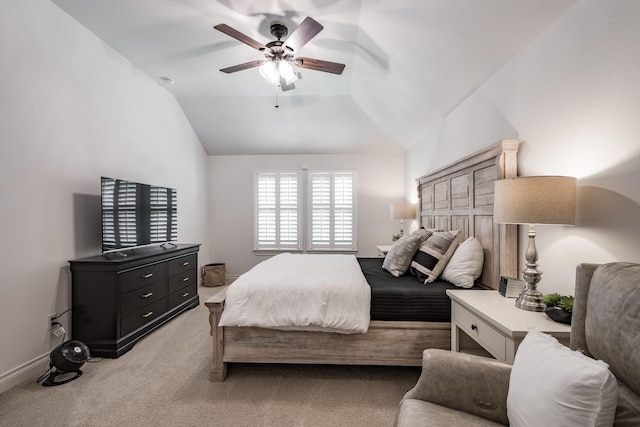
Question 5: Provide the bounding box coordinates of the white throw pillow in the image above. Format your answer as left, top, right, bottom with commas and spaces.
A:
507, 330, 618, 427
441, 237, 484, 288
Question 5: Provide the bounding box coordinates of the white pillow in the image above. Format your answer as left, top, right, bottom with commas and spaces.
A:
507, 330, 618, 427
440, 237, 484, 288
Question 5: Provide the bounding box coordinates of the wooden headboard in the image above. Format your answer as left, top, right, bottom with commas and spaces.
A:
415, 139, 520, 289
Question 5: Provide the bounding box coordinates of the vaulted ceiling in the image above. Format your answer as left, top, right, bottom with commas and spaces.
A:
52, 0, 576, 155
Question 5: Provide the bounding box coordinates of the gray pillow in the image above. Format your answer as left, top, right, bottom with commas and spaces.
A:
382, 230, 432, 277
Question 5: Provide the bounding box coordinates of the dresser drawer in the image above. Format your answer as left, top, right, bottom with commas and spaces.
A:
452, 302, 506, 361
121, 298, 167, 336
120, 281, 166, 315
168, 268, 197, 293
168, 282, 197, 310
168, 254, 197, 277
119, 263, 165, 294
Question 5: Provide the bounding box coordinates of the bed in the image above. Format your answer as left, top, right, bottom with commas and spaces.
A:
206, 139, 521, 381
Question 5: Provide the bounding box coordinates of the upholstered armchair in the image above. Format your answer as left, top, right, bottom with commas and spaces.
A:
395, 262, 640, 426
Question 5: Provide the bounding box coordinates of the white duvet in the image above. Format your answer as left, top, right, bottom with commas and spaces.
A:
219, 253, 371, 334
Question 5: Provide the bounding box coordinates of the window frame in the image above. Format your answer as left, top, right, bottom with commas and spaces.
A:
253, 169, 357, 254
307, 170, 357, 252
253, 171, 303, 252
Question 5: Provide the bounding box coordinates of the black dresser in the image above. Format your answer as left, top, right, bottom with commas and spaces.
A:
69, 244, 200, 358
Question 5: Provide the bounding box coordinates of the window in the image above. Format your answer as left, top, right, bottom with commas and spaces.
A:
254, 170, 357, 252
308, 171, 356, 251
254, 172, 301, 251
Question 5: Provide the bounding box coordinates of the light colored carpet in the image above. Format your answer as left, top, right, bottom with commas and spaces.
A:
0, 286, 420, 427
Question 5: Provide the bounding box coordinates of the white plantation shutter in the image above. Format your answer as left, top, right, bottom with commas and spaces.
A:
254, 172, 301, 250
308, 171, 356, 251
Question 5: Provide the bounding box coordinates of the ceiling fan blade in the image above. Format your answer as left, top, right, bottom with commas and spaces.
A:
284, 17, 323, 53
214, 24, 266, 51
220, 60, 264, 74
295, 57, 345, 75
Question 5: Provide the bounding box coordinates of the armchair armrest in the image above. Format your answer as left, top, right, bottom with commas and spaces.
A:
403, 349, 511, 425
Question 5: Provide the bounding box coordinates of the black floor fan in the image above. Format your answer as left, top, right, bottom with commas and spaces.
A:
38, 340, 90, 387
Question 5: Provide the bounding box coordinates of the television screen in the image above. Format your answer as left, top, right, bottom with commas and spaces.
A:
101, 177, 177, 252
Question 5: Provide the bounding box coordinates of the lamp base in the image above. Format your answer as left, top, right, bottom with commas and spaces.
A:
514, 224, 546, 312
515, 292, 545, 312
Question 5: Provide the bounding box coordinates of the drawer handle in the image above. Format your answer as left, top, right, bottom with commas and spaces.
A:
181, 261, 190, 266
471, 324, 478, 331
181, 292, 190, 297
181, 277, 190, 282
141, 292, 154, 298
142, 273, 154, 279
142, 311, 154, 318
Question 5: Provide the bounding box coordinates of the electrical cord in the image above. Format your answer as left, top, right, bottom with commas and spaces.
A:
51, 308, 72, 321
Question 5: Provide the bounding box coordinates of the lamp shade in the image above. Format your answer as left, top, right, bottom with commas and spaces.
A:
390, 203, 416, 220
494, 176, 576, 225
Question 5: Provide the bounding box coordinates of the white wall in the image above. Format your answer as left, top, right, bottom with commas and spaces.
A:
0, 0, 210, 392
406, 0, 640, 296
208, 153, 405, 277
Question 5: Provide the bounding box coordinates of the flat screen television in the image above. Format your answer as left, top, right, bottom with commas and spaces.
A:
101, 177, 177, 252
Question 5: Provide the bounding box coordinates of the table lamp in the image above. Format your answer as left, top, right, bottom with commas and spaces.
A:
390, 203, 416, 236
494, 176, 576, 311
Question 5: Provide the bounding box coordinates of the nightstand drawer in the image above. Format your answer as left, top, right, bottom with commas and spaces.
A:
452, 302, 506, 361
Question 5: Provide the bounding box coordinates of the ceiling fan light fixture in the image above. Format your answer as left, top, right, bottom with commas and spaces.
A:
259, 61, 298, 86
259, 62, 279, 85
278, 61, 297, 84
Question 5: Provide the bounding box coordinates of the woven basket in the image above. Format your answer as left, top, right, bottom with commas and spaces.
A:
202, 263, 226, 287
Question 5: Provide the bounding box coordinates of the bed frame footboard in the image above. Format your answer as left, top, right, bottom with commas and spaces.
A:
206, 286, 450, 382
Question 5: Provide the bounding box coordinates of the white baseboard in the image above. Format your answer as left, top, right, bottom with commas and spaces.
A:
0, 352, 50, 394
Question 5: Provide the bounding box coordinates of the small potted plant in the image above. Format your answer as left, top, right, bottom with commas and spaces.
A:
543, 293, 574, 325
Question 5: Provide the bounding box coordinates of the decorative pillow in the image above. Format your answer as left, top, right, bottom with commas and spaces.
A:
410, 230, 463, 283
410, 227, 433, 246
507, 330, 618, 427
440, 237, 484, 288
382, 232, 428, 277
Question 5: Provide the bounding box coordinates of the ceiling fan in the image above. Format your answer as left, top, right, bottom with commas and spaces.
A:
214, 17, 345, 91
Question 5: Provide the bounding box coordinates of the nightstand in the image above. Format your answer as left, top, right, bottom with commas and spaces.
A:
376, 245, 392, 256
446, 289, 571, 363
